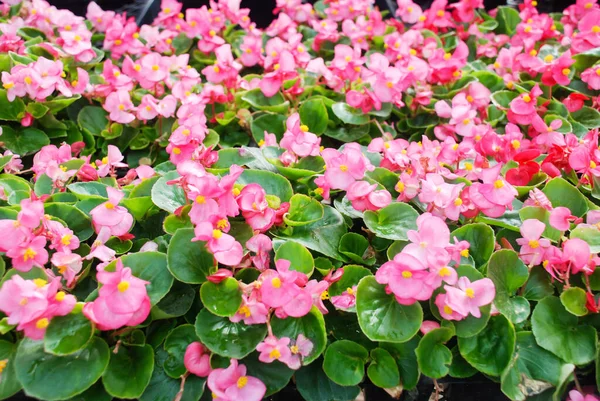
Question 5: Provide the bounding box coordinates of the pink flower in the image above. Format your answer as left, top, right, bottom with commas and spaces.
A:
246, 234, 272, 271
563, 238, 592, 274
516, 219, 551, 266
240, 35, 262, 67
331, 286, 357, 310
51, 251, 83, 287
346, 181, 392, 212
237, 184, 276, 232
396, 0, 423, 23
259, 259, 312, 317
435, 293, 467, 321
86, 227, 116, 262
567, 390, 600, 401
83, 260, 150, 330
549, 206, 580, 231
376, 253, 431, 305
207, 359, 266, 401
6, 235, 48, 272
507, 84, 542, 125
193, 222, 243, 266
104, 90, 136, 124
259, 51, 298, 97
184, 342, 212, 377
444, 277, 495, 318
202, 45, 241, 86
280, 113, 321, 158
321, 143, 374, 191
420, 320, 441, 335
96, 145, 128, 177
256, 335, 292, 364
582, 66, 600, 90
229, 294, 269, 325
90, 187, 134, 237
286, 334, 313, 370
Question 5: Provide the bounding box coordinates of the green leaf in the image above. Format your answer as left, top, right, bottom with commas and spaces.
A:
195, 309, 267, 359
106, 252, 173, 306
487, 250, 530, 323
167, 228, 217, 284
163, 324, 197, 379
238, 169, 293, 202
45, 203, 94, 241
77, 106, 109, 136
241, 88, 290, 113
570, 225, 600, 253
458, 315, 516, 376
44, 95, 80, 113
151, 281, 195, 320
380, 336, 420, 390
356, 276, 422, 343
331, 102, 370, 125
560, 287, 588, 317
283, 194, 324, 227
451, 223, 496, 268
275, 156, 325, 180
1, 126, 49, 155
415, 327, 454, 379
274, 205, 348, 261
200, 278, 242, 317
274, 241, 314, 276
363, 203, 419, 241
15, 337, 110, 401
523, 266, 554, 301
338, 233, 375, 266
25, 102, 49, 119
490, 90, 518, 108
271, 306, 327, 365
324, 124, 370, 142
295, 357, 360, 401
571, 106, 600, 129
250, 113, 287, 142
300, 98, 329, 134
532, 296, 597, 365
44, 313, 94, 356
0, 340, 21, 399
495, 6, 521, 35
242, 352, 294, 396
367, 348, 399, 388
0, 89, 25, 121
449, 346, 477, 379
543, 177, 589, 217
151, 171, 187, 213
323, 340, 368, 386
68, 182, 109, 200
500, 332, 575, 401
102, 344, 154, 399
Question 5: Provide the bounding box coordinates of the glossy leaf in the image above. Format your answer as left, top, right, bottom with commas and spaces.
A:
415, 327, 454, 379
274, 241, 314, 276
363, 203, 419, 241
200, 277, 242, 317
271, 306, 327, 364
167, 228, 217, 284
44, 313, 94, 356
102, 344, 154, 399
323, 340, 368, 386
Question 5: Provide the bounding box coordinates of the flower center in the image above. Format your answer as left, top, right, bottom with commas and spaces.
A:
460, 249, 470, 257
437, 9, 444, 17
55, 291, 66, 302
443, 52, 451, 60
454, 198, 463, 206
105, 202, 115, 209
320, 290, 330, 300
523, 94, 532, 103
593, 25, 600, 33
238, 305, 251, 317
216, 219, 228, 229
402, 271, 413, 279
339, 165, 348, 172
61, 234, 72, 246
271, 277, 282, 289
494, 180, 504, 189
24, 248, 37, 261
465, 288, 475, 298
36, 318, 49, 329
300, 125, 309, 132
195, 195, 206, 204
562, 68, 571, 76
529, 239, 540, 249
118, 281, 130, 292
269, 349, 282, 359
346, 287, 355, 295
443, 305, 453, 315
237, 376, 248, 389
212, 229, 222, 239
439, 267, 451, 277
511, 140, 521, 149
290, 345, 300, 354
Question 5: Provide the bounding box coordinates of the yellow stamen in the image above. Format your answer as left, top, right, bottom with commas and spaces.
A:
562, 68, 571, 76
24, 76, 32, 85
460, 249, 469, 257
523, 94, 532, 103
464, 162, 473, 171
269, 349, 282, 359
117, 281, 130, 292
55, 291, 66, 302
436, 9, 444, 17
290, 345, 299, 354
511, 140, 521, 149
593, 26, 600, 33
300, 125, 309, 132
61, 234, 72, 246
24, 248, 38, 262
237, 376, 248, 389
105, 202, 115, 209
212, 229, 222, 239
195, 195, 206, 204
443, 305, 453, 315
339, 165, 348, 172
528, 239, 540, 249
439, 267, 451, 277
3, 82, 14, 89
216, 219, 228, 230
402, 271, 413, 279
544, 54, 554, 63
271, 277, 282, 289
454, 198, 463, 206
494, 180, 504, 189
152, 65, 160, 71
443, 52, 452, 60
172, 147, 181, 155
114, 39, 122, 46
346, 287, 355, 295
238, 305, 251, 317
36, 318, 49, 329
465, 288, 475, 298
